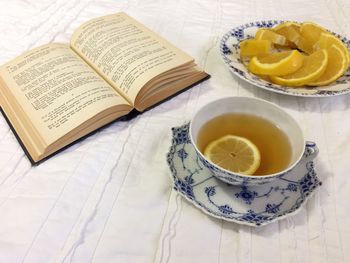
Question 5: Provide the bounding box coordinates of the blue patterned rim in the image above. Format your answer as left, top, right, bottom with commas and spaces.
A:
219, 20, 350, 97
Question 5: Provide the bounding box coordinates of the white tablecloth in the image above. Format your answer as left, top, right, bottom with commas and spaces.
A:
1, 0, 350, 262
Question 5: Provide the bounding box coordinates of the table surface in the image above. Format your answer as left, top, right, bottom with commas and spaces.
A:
1, 0, 350, 262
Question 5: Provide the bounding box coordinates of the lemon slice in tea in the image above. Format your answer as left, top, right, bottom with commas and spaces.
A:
204, 135, 261, 175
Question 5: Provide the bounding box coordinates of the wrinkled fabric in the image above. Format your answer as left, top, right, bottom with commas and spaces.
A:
0, 0, 349, 262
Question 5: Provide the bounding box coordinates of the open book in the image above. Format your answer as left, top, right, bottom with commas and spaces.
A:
0, 12, 208, 164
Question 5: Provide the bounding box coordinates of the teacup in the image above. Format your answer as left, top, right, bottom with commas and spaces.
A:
189, 96, 318, 186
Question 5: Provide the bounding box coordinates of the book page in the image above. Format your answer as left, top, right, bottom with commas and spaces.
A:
0, 43, 130, 146
70, 12, 194, 104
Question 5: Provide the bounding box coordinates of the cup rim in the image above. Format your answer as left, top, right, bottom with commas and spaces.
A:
189, 96, 305, 179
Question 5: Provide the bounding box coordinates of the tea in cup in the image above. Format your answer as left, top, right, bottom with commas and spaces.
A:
189, 96, 317, 185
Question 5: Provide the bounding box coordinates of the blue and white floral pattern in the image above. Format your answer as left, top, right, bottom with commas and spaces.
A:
219, 20, 350, 97
166, 123, 322, 227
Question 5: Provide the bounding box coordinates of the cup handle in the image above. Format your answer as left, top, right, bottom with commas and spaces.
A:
304, 141, 319, 161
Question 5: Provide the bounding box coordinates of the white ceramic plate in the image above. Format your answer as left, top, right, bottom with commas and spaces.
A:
219, 20, 350, 97
166, 123, 322, 227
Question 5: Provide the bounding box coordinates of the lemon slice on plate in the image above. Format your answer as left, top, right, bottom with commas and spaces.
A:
204, 135, 261, 175
308, 45, 348, 86
248, 50, 303, 76
255, 28, 287, 45
314, 32, 350, 67
272, 22, 301, 47
239, 39, 271, 57
270, 49, 328, 86
297, 21, 327, 54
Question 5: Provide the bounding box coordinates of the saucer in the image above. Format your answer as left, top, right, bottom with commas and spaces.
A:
219, 20, 350, 97
166, 123, 322, 227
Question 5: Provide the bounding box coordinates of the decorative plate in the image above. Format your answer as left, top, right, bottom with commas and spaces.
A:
219, 20, 350, 97
166, 123, 322, 227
